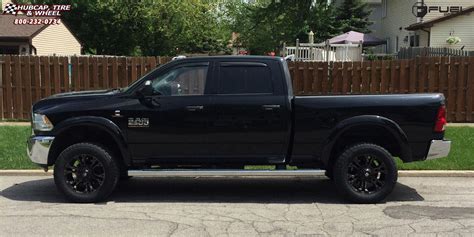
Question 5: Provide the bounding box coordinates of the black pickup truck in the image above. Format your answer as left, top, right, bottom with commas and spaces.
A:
27, 56, 451, 203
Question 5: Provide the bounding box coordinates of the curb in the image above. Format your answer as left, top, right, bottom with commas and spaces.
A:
0, 170, 473, 177
0, 170, 53, 176
397, 170, 474, 177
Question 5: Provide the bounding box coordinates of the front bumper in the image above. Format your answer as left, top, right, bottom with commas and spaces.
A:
426, 140, 451, 160
27, 136, 55, 165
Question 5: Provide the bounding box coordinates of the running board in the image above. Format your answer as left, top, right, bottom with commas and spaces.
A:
128, 169, 325, 177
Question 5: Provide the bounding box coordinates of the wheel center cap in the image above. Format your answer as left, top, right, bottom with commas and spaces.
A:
364, 168, 371, 177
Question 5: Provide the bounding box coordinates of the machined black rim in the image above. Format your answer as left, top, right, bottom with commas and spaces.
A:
64, 154, 105, 193
347, 154, 387, 194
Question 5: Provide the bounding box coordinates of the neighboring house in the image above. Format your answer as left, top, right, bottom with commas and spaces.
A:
379, 0, 473, 53
0, 3, 81, 55
331, 0, 473, 53
366, 0, 383, 39
406, 6, 474, 51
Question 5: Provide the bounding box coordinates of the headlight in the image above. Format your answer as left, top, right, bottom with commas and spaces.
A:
32, 113, 54, 131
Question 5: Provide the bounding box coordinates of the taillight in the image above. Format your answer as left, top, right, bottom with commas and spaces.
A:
434, 105, 447, 132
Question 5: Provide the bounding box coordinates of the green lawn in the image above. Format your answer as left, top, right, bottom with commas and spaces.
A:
0, 125, 472, 170
0, 126, 37, 169
396, 127, 474, 170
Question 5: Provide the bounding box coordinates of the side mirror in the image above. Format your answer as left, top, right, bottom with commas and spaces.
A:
136, 80, 153, 97
136, 80, 160, 108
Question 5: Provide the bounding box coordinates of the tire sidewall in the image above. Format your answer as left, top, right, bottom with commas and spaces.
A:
333, 143, 398, 203
54, 143, 119, 203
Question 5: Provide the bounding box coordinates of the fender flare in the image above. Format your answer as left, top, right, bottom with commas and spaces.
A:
50, 116, 131, 165
320, 115, 412, 165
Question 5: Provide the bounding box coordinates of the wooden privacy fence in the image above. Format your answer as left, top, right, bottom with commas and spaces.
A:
289, 57, 474, 122
1, 55, 473, 122
398, 47, 474, 59
0, 55, 171, 120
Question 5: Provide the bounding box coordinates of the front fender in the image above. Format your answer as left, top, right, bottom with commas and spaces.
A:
51, 116, 131, 165
320, 115, 412, 165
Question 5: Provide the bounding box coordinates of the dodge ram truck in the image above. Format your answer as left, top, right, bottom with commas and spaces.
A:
27, 56, 451, 203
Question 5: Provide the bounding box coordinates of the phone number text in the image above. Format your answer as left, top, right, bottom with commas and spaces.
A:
14, 18, 61, 25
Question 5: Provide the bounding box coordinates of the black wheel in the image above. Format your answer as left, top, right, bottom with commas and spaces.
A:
333, 143, 397, 203
54, 143, 120, 203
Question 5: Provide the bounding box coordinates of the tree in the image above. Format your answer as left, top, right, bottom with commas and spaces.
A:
336, 0, 372, 33
308, 1, 341, 43
22, 0, 232, 56
228, 0, 343, 55
229, 0, 314, 55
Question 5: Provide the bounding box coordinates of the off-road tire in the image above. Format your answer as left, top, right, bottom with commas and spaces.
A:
54, 143, 120, 203
333, 143, 398, 203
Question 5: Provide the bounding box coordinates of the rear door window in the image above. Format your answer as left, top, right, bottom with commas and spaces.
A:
218, 62, 273, 94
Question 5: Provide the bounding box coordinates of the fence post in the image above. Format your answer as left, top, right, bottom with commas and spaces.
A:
0, 56, 4, 119
325, 40, 330, 63
467, 57, 474, 121
13, 56, 22, 119
295, 39, 300, 61
309, 31, 314, 61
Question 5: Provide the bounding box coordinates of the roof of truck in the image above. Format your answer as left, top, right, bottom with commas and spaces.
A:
175, 55, 284, 61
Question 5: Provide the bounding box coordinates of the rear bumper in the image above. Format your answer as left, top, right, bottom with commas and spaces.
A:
27, 136, 55, 165
426, 140, 451, 160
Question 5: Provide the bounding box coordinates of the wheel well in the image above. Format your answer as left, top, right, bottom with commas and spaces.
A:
327, 125, 401, 171
49, 125, 126, 168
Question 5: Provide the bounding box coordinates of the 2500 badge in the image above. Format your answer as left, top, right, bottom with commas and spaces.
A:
128, 118, 149, 128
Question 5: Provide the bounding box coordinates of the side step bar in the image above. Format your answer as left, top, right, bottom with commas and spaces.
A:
128, 169, 325, 177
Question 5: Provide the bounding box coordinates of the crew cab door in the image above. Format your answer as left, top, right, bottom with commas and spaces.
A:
207, 60, 291, 163
126, 61, 214, 161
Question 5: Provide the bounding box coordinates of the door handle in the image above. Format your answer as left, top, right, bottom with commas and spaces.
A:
186, 105, 204, 111
262, 104, 280, 111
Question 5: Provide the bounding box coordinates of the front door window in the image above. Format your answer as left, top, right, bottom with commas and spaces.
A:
151, 64, 208, 96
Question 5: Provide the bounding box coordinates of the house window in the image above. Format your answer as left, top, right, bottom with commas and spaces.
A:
410, 34, 420, 47
385, 37, 391, 53
396, 36, 399, 52
382, 0, 387, 18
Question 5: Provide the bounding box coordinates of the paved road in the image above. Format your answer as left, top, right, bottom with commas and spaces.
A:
1, 176, 473, 236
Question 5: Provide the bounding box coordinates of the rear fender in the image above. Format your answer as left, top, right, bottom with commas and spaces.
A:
320, 115, 412, 165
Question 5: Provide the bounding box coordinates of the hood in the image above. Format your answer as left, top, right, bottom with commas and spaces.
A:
32, 89, 121, 113
48, 89, 119, 99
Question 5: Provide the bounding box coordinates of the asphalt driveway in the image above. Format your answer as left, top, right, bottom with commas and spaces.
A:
0, 176, 473, 236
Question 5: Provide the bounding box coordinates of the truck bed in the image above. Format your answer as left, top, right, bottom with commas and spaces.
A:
291, 93, 445, 163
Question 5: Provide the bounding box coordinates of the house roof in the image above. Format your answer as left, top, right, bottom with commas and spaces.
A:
0, 15, 50, 39
406, 6, 474, 30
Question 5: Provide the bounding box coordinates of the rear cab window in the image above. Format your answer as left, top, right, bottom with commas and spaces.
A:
217, 62, 273, 94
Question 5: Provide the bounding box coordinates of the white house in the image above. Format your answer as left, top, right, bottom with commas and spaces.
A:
331, 0, 473, 53
406, 6, 474, 51
379, 0, 473, 53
